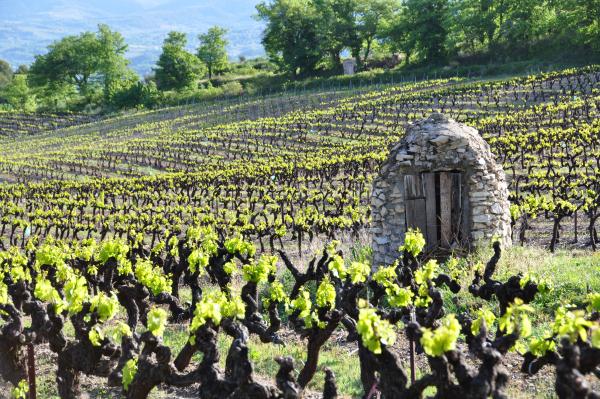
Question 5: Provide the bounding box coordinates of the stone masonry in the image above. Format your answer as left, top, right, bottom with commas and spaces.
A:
371, 113, 512, 266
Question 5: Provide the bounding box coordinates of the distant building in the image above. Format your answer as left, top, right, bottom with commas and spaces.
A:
342, 59, 357, 75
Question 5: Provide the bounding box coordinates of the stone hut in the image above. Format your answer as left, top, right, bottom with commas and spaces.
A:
343, 59, 357, 75
371, 113, 511, 266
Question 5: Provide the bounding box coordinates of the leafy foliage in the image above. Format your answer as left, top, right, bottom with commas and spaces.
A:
316, 275, 336, 309
242, 254, 278, 283
10, 379, 28, 399
399, 228, 426, 257
147, 307, 168, 338
155, 31, 205, 90
134, 259, 172, 295
122, 357, 138, 391
197, 26, 229, 79
420, 314, 461, 357
357, 299, 396, 354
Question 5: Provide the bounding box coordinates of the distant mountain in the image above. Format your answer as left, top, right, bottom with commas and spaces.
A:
0, 0, 265, 76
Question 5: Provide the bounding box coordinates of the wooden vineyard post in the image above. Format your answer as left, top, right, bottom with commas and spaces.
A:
27, 343, 37, 399
574, 211, 578, 243
409, 308, 416, 384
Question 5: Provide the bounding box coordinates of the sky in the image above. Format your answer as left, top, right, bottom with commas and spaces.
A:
0, 0, 265, 75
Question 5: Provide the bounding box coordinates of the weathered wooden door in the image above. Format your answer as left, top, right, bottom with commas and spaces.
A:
404, 174, 427, 240
404, 171, 463, 250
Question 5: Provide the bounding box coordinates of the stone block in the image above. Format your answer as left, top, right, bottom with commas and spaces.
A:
374, 236, 390, 245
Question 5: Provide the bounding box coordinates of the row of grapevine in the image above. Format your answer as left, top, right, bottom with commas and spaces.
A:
0, 112, 102, 137
1, 67, 600, 251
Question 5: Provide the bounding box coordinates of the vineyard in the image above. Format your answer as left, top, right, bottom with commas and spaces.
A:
0, 66, 599, 398
0, 112, 102, 137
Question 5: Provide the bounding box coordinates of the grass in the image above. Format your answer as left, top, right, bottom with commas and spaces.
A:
162, 323, 362, 397
498, 246, 599, 303
246, 335, 362, 397
442, 244, 600, 333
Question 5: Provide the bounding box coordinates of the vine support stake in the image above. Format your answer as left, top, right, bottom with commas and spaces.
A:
409, 308, 416, 384
27, 343, 37, 399
409, 336, 416, 384
574, 211, 578, 242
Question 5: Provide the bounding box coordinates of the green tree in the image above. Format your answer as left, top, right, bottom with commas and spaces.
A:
0, 59, 13, 88
393, 0, 449, 63
164, 31, 188, 48
256, 0, 324, 77
353, 0, 400, 67
451, 0, 557, 57
96, 24, 138, 102
15, 65, 29, 75
28, 25, 135, 100
499, 0, 540, 55
111, 80, 162, 109
2, 74, 36, 111
29, 32, 99, 95
197, 26, 229, 79
556, 0, 600, 52
154, 31, 204, 90
313, 0, 360, 71
451, 0, 501, 53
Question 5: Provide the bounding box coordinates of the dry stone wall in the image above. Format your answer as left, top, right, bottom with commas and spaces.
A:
371, 113, 511, 266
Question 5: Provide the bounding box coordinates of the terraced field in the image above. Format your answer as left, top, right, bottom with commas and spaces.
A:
1, 68, 599, 251
0, 67, 599, 399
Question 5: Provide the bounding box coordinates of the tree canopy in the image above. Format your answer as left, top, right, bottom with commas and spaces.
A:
154, 31, 204, 91
2, 74, 36, 111
397, 0, 448, 63
0, 59, 13, 88
257, 0, 325, 77
28, 24, 135, 99
197, 26, 229, 79
257, 0, 600, 75
354, 0, 400, 67
257, 0, 400, 75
